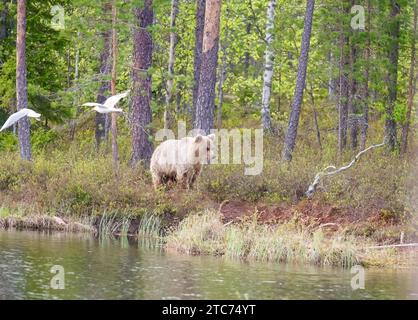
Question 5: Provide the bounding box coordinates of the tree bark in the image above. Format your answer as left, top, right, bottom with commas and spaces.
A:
110, 1, 119, 170
338, 34, 349, 154
282, 0, 315, 161
131, 0, 154, 166
400, 0, 418, 155
16, 0, 31, 161
69, 31, 81, 141
308, 81, 322, 150
164, 0, 179, 130
193, 0, 221, 134
384, 0, 401, 151
0, 1, 7, 42
192, 0, 206, 123
217, 8, 229, 129
217, 40, 227, 129
261, 0, 277, 132
95, 3, 112, 149
360, 0, 371, 150
349, 17, 359, 150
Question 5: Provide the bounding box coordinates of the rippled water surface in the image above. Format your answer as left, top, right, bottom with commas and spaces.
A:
0, 230, 417, 300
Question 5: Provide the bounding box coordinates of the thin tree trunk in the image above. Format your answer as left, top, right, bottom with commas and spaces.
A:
164, 0, 179, 130
69, 32, 81, 141
110, 1, 119, 171
308, 82, 322, 150
328, 50, 336, 99
217, 8, 229, 130
282, 0, 315, 161
338, 33, 349, 154
193, 0, 222, 134
385, 0, 401, 151
400, 0, 418, 155
131, 0, 154, 166
95, 4, 112, 148
192, 0, 206, 123
261, 0, 277, 132
0, 1, 7, 43
244, 22, 251, 76
349, 18, 359, 150
360, 0, 371, 150
16, 0, 31, 161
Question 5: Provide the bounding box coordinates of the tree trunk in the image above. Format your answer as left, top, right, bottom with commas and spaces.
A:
193, 0, 221, 134
16, 0, 31, 161
110, 1, 119, 170
282, 0, 315, 161
338, 34, 349, 154
261, 0, 277, 132
360, 0, 371, 150
192, 0, 206, 123
164, 0, 179, 130
69, 32, 81, 141
308, 82, 322, 150
0, 1, 7, 42
244, 22, 251, 76
131, 0, 154, 166
217, 42, 227, 129
349, 22, 359, 150
95, 3, 112, 149
217, 8, 229, 130
400, 0, 418, 155
385, 0, 401, 151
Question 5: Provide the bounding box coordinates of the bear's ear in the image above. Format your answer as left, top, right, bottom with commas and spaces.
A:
207, 134, 216, 141
194, 135, 203, 143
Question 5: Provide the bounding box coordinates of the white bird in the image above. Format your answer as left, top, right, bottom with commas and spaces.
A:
82, 90, 130, 114
0, 108, 41, 132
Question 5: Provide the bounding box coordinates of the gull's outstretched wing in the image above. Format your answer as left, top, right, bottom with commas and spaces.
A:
0, 108, 40, 132
103, 90, 130, 109
82, 102, 105, 108
26, 109, 41, 119
93, 106, 124, 114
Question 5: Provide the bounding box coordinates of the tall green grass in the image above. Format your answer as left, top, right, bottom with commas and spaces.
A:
166, 210, 362, 267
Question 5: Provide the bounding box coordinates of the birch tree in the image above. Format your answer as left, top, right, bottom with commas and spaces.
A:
164, 0, 179, 130
261, 0, 277, 132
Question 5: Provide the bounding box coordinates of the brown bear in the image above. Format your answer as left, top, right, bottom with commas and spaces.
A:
150, 134, 216, 190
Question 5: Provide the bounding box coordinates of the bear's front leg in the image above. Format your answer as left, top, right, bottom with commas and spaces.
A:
176, 170, 191, 189
151, 171, 163, 190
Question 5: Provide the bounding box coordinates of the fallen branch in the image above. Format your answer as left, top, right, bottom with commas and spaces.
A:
306, 142, 386, 198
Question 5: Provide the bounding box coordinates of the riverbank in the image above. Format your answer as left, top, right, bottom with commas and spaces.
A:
1, 206, 417, 268
1, 136, 417, 268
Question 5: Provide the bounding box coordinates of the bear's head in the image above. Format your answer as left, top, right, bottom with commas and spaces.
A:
192, 134, 216, 165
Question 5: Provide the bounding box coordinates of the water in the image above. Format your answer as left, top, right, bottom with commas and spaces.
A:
0, 230, 417, 300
